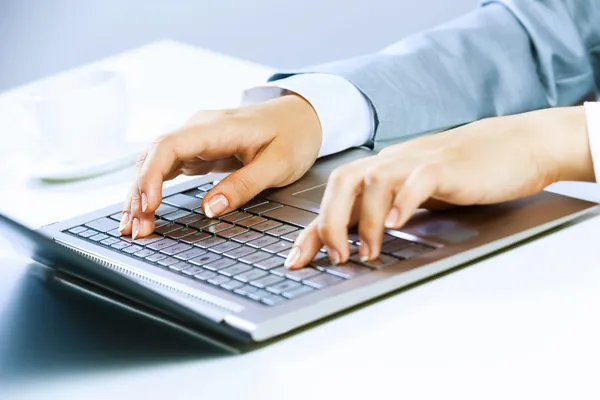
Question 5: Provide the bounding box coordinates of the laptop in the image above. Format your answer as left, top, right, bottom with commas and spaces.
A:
1, 148, 597, 352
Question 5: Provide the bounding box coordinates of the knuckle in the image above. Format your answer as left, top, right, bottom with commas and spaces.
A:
230, 174, 255, 197
329, 166, 352, 186
316, 220, 334, 241
358, 218, 379, 237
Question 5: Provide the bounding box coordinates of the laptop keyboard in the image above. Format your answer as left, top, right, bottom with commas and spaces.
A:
63, 183, 436, 306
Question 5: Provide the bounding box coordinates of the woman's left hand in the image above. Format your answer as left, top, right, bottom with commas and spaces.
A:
284, 106, 594, 269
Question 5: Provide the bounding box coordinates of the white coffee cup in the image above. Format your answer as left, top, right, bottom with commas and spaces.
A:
29, 70, 130, 167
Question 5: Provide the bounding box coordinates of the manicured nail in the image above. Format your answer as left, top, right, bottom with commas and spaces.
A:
385, 207, 400, 229
359, 241, 370, 263
119, 212, 130, 231
327, 247, 341, 265
141, 193, 148, 213
204, 194, 229, 218
285, 247, 301, 269
132, 218, 140, 240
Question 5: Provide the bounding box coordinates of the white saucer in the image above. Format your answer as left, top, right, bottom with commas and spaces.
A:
28, 148, 142, 181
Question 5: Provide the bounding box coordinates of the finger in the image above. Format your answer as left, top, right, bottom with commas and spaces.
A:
180, 157, 243, 176
385, 164, 441, 229
202, 145, 286, 218
127, 152, 164, 239
358, 159, 398, 261
120, 153, 147, 235
285, 220, 323, 270
317, 157, 374, 264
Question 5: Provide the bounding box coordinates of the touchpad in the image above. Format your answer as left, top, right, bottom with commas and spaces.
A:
292, 184, 327, 203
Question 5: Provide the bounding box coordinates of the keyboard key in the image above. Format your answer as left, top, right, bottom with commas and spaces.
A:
133, 249, 156, 258
85, 217, 119, 233
163, 193, 204, 210
145, 253, 168, 262
281, 229, 303, 242
251, 220, 283, 232
153, 219, 171, 229
266, 224, 298, 237
181, 266, 204, 276
78, 229, 97, 238
285, 267, 321, 282
282, 284, 315, 299
262, 240, 293, 254
303, 273, 343, 289
277, 248, 294, 258
381, 238, 414, 254
221, 280, 244, 291
209, 241, 241, 255
174, 213, 205, 226
147, 238, 178, 251
270, 266, 288, 276
231, 230, 263, 243
158, 257, 180, 267
162, 209, 192, 222
222, 212, 253, 223
234, 268, 268, 283
155, 203, 178, 217
250, 274, 284, 289
248, 289, 272, 302
247, 235, 278, 249
193, 270, 218, 281
234, 284, 258, 296
110, 240, 131, 250
100, 237, 120, 246
122, 245, 143, 254
175, 247, 207, 260
109, 212, 122, 221
107, 228, 123, 237
204, 222, 234, 234
266, 279, 301, 295
392, 244, 434, 259
347, 232, 360, 244
245, 202, 283, 215
223, 246, 256, 259
160, 243, 192, 256
349, 253, 398, 269
189, 252, 222, 266
218, 226, 249, 238
154, 223, 181, 235
236, 216, 267, 228
254, 256, 285, 270
262, 295, 286, 306
180, 231, 211, 244
262, 206, 318, 228
132, 233, 163, 246
68, 226, 87, 234
207, 275, 231, 286
89, 233, 109, 242
204, 257, 236, 271
324, 263, 369, 279
219, 263, 252, 277
194, 235, 226, 249
189, 217, 220, 230
241, 198, 268, 210
168, 261, 193, 272
197, 182, 215, 191
239, 250, 271, 264
165, 227, 198, 240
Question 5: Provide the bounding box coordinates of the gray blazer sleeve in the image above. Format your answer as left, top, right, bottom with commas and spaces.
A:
269, 1, 600, 151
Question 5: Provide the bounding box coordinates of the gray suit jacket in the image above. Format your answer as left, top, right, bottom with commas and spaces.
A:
270, 0, 600, 151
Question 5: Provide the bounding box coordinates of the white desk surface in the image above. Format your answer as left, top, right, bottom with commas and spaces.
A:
1, 40, 600, 400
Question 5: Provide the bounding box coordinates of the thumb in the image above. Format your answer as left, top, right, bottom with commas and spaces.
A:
202, 147, 285, 218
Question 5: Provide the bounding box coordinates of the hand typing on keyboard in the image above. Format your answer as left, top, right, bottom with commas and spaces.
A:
119, 95, 322, 239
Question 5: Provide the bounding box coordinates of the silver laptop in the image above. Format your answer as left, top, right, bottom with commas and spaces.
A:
1, 148, 597, 352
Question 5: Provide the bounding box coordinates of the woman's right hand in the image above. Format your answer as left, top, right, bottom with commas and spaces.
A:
119, 94, 322, 239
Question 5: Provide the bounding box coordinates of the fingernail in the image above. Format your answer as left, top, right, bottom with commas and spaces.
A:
359, 241, 370, 263
285, 247, 301, 269
132, 218, 140, 240
385, 207, 400, 229
327, 247, 340, 265
141, 193, 148, 213
204, 194, 229, 218
119, 212, 130, 231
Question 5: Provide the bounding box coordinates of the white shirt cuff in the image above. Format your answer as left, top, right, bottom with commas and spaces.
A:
241, 73, 374, 157
584, 102, 600, 183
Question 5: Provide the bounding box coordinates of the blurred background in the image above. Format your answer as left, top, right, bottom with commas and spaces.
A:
0, 0, 477, 92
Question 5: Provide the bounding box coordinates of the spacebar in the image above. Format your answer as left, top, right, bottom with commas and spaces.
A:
262, 206, 318, 227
